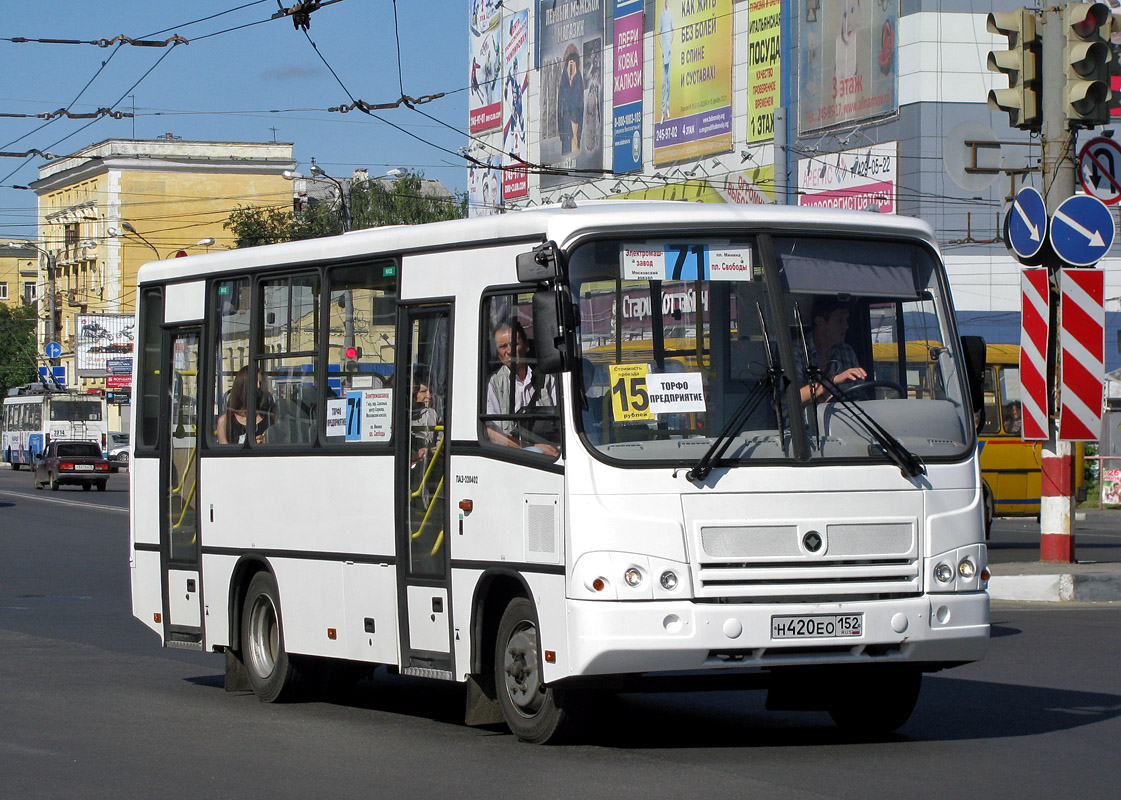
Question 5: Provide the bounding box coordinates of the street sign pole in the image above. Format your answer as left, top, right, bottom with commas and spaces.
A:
1039, 5, 1078, 562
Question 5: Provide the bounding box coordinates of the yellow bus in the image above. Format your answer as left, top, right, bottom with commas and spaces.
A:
873, 342, 1083, 533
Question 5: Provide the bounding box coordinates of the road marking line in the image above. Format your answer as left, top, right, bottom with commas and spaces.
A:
0, 489, 127, 514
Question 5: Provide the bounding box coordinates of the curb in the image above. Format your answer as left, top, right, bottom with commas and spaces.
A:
988, 573, 1121, 602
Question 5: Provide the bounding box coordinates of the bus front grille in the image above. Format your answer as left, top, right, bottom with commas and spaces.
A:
694, 521, 920, 600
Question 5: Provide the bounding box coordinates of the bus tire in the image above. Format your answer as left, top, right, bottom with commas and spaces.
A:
827, 666, 921, 737
241, 571, 304, 703
494, 596, 576, 744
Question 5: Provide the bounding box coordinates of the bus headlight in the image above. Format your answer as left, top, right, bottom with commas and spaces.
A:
624, 568, 643, 587
958, 558, 976, 579
660, 570, 679, 590
934, 563, 954, 584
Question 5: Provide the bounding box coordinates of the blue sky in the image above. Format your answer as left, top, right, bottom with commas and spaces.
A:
1, 0, 470, 241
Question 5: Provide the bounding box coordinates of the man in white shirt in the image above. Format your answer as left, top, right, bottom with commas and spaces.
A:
486, 320, 558, 456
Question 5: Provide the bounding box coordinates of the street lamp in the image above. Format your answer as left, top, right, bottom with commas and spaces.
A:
108, 222, 161, 259
7, 240, 59, 367
166, 237, 216, 258
285, 163, 352, 232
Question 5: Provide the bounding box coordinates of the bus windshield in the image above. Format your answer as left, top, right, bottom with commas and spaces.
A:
49, 399, 103, 422
568, 234, 972, 467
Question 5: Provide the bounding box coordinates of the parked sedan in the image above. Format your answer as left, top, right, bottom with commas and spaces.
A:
33, 440, 110, 491
107, 431, 130, 473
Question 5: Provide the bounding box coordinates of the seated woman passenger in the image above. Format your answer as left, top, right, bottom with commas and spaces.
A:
216, 366, 274, 445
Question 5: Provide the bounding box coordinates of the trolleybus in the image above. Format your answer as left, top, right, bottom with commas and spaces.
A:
3, 385, 108, 469
130, 202, 989, 742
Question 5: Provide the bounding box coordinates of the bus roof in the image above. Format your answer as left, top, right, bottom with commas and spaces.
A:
136, 201, 941, 286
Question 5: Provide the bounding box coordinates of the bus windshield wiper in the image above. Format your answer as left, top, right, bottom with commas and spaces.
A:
812, 370, 926, 479
687, 304, 788, 482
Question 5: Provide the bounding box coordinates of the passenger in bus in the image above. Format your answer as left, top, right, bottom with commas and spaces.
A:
1003, 401, 1022, 434
485, 320, 559, 456
411, 369, 438, 462
216, 366, 273, 445
796, 296, 868, 404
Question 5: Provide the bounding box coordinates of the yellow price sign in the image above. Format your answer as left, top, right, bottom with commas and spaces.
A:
608, 363, 655, 422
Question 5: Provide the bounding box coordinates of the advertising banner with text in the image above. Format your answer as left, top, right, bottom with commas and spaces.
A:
797, 142, 897, 213
654, 0, 733, 165
797, 0, 898, 135
538, 0, 605, 189
469, 0, 503, 132
612, 0, 644, 174
502, 9, 530, 199
746, 0, 781, 144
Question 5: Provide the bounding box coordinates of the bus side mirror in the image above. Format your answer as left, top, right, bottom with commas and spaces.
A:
517, 241, 561, 283
960, 335, 986, 430
532, 287, 573, 374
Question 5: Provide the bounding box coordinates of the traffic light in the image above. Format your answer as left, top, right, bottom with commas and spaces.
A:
342, 345, 361, 372
987, 9, 1041, 131
1063, 2, 1113, 127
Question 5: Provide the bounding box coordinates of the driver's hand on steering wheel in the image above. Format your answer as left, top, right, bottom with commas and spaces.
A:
833, 366, 867, 385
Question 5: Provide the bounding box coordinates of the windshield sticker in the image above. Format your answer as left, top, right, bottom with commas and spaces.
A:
608, 363, 655, 421
646, 372, 707, 413
622, 244, 751, 282
621, 246, 663, 280
326, 397, 347, 437
361, 389, 392, 441
708, 247, 753, 281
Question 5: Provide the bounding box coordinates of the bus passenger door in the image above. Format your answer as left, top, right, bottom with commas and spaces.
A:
396, 305, 453, 674
161, 329, 203, 647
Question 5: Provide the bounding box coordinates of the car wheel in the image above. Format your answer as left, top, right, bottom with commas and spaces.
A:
50, 474, 59, 491
96, 481, 106, 492
82, 483, 91, 492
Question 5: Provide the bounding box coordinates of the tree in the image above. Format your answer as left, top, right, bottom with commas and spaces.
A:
224, 171, 468, 247
0, 304, 38, 397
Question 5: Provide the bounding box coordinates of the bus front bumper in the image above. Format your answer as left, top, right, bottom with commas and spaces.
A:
558, 592, 989, 679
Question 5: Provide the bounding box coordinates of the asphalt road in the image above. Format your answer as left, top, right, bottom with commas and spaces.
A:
1, 465, 1120, 799
988, 508, 1121, 564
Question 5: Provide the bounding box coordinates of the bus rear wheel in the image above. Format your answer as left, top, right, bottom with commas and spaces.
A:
826, 666, 921, 737
494, 597, 577, 744
241, 572, 304, 703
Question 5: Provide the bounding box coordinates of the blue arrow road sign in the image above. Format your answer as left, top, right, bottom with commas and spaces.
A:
1007, 186, 1048, 262
1051, 194, 1115, 267
44, 341, 61, 359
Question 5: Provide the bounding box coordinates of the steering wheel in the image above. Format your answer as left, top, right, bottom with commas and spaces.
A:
833, 379, 906, 400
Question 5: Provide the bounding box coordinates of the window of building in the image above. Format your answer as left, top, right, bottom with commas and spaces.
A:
22, 282, 36, 303
479, 291, 561, 458
0, 282, 7, 300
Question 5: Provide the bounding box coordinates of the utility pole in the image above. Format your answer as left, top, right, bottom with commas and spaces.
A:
989, 3, 1115, 562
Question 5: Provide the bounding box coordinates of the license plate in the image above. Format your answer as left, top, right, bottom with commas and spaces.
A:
771, 614, 863, 640
72, 464, 95, 471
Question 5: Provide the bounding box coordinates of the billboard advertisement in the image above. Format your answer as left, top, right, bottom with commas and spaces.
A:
612, 0, 644, 174
75, 313, 134, 376
747, 0, 781, 144
797, 142, 897, 214
798, 0, 898, 135
468, 155, 501, 217
469, 0, 503, 132
502, 10, 530, 199
537, 0, 605, 189
653, 0, 733, 165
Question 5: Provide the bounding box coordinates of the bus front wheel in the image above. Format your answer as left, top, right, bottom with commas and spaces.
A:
494, 597, 577, 744
241, 572, 305, 703
827, 666, 921, 736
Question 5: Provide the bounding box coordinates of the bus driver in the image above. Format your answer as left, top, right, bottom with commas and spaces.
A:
485, 320, 558, 456
796, 296, 867, 404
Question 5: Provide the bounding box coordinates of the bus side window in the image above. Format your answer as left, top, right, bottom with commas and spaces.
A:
211, 277, 251, 447
479, 291, 561, 457
323, 262, 397, 445
256, 273, 319, 447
